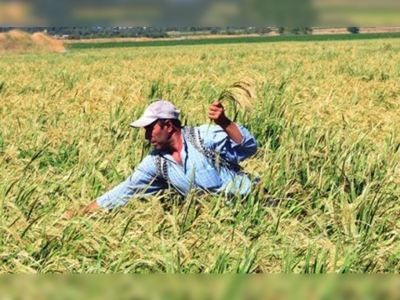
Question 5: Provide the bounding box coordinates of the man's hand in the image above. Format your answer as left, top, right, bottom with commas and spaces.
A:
62, 209, 77, 220
208, 101, 231, 127
62, 201, 101, 220
208, 100, 243, 144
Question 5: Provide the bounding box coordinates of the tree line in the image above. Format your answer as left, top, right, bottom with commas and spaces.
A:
0, 27, 360, 39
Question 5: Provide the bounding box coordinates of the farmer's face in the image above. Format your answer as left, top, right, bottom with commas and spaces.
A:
144, 120, 170, 150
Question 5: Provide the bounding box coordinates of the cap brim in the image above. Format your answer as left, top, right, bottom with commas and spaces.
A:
129, 116, 157, 128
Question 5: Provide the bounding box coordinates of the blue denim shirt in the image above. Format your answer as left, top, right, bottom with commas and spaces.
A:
97, 124, 258, 209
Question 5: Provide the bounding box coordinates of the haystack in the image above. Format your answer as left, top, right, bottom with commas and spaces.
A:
31, 32, 65, 52
8, 29, 27, 39
0, 29, 66, 54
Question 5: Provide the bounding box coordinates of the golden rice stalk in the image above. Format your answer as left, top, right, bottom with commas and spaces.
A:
217, 80, 255, 114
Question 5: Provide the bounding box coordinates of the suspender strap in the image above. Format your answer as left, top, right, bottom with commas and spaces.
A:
154, 126, 243, 180
185, 126, 243, 173
155, 155, 168, 180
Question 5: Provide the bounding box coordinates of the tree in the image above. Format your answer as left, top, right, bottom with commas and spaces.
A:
347, 27, 360, 34
254, 27, 271, 35
302, 27, 313, 35
290, 27, 300, 35
290, 27, 313, 35
210, 27, 220, 34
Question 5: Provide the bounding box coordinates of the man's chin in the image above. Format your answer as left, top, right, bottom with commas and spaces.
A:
152, 144, 163, 151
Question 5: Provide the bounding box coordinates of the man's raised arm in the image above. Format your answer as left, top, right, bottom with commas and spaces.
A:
208, 101, 243, 144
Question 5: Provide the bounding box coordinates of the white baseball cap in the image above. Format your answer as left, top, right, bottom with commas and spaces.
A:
130, 100, 180, 128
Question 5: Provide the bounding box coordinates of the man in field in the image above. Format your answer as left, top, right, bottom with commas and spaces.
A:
65, 100, 258, 217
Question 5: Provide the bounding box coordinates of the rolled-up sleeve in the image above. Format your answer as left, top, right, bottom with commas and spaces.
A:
198, 124, 257, 164
96, 155, 167, 209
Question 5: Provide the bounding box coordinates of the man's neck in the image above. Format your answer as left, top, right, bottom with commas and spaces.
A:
167, 128, 183, 165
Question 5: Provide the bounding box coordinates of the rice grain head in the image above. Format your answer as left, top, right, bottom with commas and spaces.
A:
217, 80, 255, 114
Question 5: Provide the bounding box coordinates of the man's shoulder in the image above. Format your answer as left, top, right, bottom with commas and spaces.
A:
184, 124, 220, 135
136, 153, 159, 174
137, 153, 154, 163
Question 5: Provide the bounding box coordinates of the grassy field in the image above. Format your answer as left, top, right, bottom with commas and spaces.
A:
1, 38, 399, 273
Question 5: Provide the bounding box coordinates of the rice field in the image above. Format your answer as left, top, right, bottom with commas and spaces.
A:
1, 38, 399, 273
